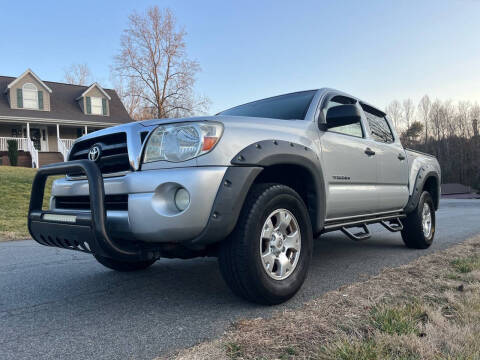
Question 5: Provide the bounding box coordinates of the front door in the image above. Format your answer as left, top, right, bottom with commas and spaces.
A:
319, 95, 378, 220
26, 126, 48, 151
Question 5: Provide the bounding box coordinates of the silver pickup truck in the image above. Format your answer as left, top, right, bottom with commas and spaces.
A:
28, 88, 441, 304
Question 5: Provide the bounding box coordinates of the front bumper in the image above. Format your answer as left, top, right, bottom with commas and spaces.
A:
28, 160, 227, 260
50, 164, 226, 243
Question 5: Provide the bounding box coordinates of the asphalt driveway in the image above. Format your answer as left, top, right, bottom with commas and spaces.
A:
0, 199, 479, 360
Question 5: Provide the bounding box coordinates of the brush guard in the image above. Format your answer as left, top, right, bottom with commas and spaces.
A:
28, 160, 145, 261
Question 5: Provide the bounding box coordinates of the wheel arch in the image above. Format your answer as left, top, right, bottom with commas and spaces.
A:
231, 140, 326, 235
404, 169, 440, 214
187, 140, 326, 249
423, 175, 440, 210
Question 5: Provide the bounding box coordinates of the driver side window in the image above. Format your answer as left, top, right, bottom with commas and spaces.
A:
322, 96, 363, 138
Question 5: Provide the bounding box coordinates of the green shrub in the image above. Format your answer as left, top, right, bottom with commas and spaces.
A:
7, 139, 18, 166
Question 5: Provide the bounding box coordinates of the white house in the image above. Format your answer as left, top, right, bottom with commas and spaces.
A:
0, 69, 131, 167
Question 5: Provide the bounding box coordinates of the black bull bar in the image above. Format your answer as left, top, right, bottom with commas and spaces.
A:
28, 160, 145, 261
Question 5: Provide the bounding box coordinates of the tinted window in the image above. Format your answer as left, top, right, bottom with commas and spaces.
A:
218, 90, 316, 120
362, 105, 394, 143
323, 96, 363, 138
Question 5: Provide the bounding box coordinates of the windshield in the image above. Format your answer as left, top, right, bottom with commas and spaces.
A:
218, 90, 317, 120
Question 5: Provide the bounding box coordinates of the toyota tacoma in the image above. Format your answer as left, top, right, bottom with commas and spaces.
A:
28, 88, 441, 304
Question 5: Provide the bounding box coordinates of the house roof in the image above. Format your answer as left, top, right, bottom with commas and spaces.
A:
76, 82, 111, 101
0, 76, 131, 125
6, 69, 52, 93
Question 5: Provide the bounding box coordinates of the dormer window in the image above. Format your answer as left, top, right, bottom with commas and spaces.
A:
91, 97, 104, 115
7, 69, 50, 110
77, 83, 110, 116
23, 83, 39, 109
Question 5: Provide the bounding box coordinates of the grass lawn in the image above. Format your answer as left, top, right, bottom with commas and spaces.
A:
166, 235, 480, 360
0, 166, 56, 241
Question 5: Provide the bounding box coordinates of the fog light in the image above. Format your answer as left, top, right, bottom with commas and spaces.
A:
174, 188, 190, 211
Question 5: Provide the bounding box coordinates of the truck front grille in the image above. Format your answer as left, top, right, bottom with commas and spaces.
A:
55, 194, 129, 211
68, 132, 130, 175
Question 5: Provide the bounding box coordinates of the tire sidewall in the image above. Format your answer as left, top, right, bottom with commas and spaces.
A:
245, 188, 313, 301
418, 191, 435, 245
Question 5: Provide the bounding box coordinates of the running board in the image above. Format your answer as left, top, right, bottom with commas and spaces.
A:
323, 213, 406, 233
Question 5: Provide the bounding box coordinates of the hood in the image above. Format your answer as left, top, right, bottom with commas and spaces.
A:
139, 116, 216, 127
139, 114, 305, 128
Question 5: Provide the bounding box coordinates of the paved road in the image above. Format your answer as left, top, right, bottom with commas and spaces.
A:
1, 199, 480, 360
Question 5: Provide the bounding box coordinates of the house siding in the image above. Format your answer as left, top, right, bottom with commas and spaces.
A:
47, 126, 57, 151
8, 73, 51, 111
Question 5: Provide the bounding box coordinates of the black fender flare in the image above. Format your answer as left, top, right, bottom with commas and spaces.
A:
404, 168, 440, 214
187, 140, 326, 248
231, 139, 326, 234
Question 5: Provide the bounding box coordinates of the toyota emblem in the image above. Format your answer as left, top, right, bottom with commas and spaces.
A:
88, 145, 101, 162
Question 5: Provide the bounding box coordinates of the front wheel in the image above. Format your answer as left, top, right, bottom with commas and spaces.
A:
94, 254, 157, 272
218, 183, 313, 305
401, 191, 436, 249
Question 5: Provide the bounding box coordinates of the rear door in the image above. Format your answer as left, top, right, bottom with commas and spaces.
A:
361, 104, 409, 212
318, 94, 378, 220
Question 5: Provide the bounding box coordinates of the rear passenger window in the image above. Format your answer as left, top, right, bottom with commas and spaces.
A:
362, 105, 394, 143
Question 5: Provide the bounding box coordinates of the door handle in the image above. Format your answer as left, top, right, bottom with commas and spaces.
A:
398, 153, 406, 161
364, 147, 375, 156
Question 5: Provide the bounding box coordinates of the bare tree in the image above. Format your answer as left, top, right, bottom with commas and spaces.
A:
386, 96, 480, 189
429, 99, 443, 142
63, 63, 93, 85
385, 100, 402, 131
402, 99, 415, 132
418, 95, 431, 144
471, 102, 480, 137
111, 75, 144, 120
113, 6, 209, 119
456, 101, 471, 138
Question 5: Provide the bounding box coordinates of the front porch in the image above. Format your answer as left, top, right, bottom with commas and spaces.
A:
0, 122, 101, 167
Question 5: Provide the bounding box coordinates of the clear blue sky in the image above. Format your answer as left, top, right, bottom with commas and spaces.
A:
1, 0, 479, 114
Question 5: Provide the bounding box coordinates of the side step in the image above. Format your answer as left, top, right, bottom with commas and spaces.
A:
380, 218, 404, 232
323, 213, 406, 242
341, 224, 371, 241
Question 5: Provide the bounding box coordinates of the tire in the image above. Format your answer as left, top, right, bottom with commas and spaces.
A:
401, 191, 435, 249
218, 183, 313, 305
94, 254, 157, 272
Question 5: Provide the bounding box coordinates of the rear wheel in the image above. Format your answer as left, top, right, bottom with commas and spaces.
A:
401, 191, 435, 249
218, 183, 313, 305
94, 254, 157, 272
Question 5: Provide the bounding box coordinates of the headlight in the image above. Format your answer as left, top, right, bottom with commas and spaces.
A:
143, 121, 223, 163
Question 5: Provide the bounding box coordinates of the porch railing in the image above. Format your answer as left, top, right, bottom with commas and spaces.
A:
58, 138, 75, 161
27, 138, 39, 168
0, 137, 28, 152
0, 137, 38, 168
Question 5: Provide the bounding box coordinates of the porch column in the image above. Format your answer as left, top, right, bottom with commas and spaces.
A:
84, 125, 88, 135
56, 124, 60, 153
26, 122, 30, 140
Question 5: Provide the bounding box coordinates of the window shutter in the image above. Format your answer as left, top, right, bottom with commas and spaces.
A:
86, 96, 91, 114
38, 91, 44, 110
102, 98, 107, 116
16, 88, 23, 108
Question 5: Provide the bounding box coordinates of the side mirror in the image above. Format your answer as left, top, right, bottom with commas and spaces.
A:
324, 104, 362, 129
